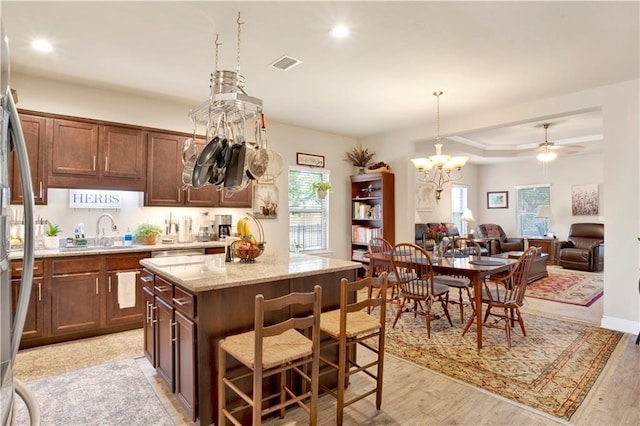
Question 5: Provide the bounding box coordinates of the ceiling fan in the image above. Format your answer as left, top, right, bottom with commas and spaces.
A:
532, 123, 583, 162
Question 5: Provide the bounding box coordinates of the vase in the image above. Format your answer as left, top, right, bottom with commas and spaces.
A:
358, 167, 365, 174
317, 189, 327, 199
433, 242, 443, 262
44, 236, 60, 249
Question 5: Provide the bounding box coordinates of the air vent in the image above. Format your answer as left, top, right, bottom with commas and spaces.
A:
270, 55, 302, 71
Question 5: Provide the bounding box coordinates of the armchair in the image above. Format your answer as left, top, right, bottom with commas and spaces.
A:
557, 223, 604, 271
475, 224, 525, 255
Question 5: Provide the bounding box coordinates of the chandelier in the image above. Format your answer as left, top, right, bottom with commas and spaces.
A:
411, 91, 468, 201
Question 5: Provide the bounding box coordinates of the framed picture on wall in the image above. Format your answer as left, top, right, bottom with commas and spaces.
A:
571, 183, 599, 215
487, 191, 509, 209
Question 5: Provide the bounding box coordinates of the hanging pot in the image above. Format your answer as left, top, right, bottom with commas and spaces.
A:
224, 142, 247, 188
181, 141, 199, 187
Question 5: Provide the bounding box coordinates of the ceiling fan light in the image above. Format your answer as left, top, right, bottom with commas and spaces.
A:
537, 151, 557, 162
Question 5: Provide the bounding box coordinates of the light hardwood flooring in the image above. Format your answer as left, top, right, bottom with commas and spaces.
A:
15, 270, 640, 426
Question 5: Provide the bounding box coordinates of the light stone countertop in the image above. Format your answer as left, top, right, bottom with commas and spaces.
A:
139, 251, 361, 293
8, 240, 227, 260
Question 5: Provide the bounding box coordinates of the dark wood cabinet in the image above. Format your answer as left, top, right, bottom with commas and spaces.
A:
11, 114, 47, 204
48, 118, 146, 190
50, 271, 101, 336
142, 271, 198, 420
350, 172, 395, 265
10, 260, 45, 340
175, 310, 197, 419
526, 237, 558, 265
218, 183, 253, 207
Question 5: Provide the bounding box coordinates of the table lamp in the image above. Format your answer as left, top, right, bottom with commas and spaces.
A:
536, 205, 552, 236
460, 209, 476, 237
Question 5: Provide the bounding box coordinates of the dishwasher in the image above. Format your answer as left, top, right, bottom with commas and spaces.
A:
151, 248, 206, 258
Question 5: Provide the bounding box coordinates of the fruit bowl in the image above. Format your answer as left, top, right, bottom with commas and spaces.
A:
233, 213, 266, 262
230, 240, 265, 262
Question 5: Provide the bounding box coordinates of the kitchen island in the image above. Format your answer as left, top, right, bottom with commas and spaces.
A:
140, 251, 360, 425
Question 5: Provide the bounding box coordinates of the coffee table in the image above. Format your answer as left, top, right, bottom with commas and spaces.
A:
494, 251, 548, 283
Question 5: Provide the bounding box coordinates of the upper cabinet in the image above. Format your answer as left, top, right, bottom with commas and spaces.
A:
11, 114, 47, 204
145, 132, 218, 207
48, 119, 146, 191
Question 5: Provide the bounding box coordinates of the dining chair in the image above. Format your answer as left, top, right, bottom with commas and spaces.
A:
319, 273, 387, 425
218, 285, 322, 425
368, 237, 399, 302
390, 243, 453, 338
462, 247, 537, 349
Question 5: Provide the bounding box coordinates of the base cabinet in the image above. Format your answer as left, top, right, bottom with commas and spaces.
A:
50, 271, 101, 336
10, 260, 45, 340
143, 271, 198, 421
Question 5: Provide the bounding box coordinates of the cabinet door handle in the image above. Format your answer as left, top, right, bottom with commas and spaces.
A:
141, 275, 154, 283
104, 156, 109, 171
177, 189, 181, 203
171, 320, 176, 343
154, 285, 171, 293
172, 297, 190, 307
39, 181, 43, 199
37, 282, 42, 302
108, 276, 112, 293
145, 301, 151, 324
92, 155, 96, 171
151, 305, 158, 324
95, 278, 99, 294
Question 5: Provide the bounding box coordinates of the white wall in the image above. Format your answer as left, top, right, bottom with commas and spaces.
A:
12, 73, 357, 259
362, 79, 639, 334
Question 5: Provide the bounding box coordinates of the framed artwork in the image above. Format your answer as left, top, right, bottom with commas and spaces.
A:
571, 184, 599, 216
416, 182, 436, 212
253, 183, 279, 219
487, 191, 509, 209
296, 152, 325, 168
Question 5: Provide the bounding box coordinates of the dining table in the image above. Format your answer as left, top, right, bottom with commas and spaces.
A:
367, 250, 517, 350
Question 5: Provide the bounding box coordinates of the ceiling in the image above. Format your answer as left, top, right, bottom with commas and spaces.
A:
3, 1, 638, 163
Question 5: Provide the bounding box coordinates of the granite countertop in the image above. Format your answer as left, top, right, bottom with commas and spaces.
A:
140, 251, 361, 293
8, 241, 227, 260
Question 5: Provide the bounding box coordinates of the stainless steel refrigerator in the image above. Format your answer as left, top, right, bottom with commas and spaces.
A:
0, 16, 39, 426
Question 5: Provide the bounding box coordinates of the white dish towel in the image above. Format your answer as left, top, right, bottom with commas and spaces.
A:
117, 271, 138, 309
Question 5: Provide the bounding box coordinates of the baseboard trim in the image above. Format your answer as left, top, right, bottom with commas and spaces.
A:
600, 316, 639, 334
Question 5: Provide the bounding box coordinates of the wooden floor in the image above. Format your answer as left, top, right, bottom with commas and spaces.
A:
146, 276, 639, 426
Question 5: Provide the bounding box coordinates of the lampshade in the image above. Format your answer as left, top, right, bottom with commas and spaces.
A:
460, 209, 475, 222
536, 205, 552, 218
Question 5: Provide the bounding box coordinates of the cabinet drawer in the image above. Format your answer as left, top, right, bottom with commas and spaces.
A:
154, 276, 174, 304
105, 252, 151, 271
50, 256, 101, 275
140, 269, 155, 290
173, 286, 196, 319
11, 260, 44, 278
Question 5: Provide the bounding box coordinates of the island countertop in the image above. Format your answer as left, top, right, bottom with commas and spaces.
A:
139, 251, 361, 293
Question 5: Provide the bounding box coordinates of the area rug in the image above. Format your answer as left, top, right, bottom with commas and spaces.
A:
12, 358, 174, 425
526, 268, 603, 306
384, 310, 623, 420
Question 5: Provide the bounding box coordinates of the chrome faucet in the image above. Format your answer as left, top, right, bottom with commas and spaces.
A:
96, 213, 118, 246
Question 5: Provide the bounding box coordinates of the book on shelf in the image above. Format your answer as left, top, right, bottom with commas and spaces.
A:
351, 249, 369, 262
352, 202, 382, 220
351, 225, 382, 244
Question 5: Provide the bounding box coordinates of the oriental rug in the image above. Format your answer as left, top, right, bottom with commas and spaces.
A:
384, 309, 623, 420
526, 268, 603, 306
13, 358, 174, 425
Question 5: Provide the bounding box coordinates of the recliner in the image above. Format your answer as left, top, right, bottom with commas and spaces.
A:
557, 223, 604, 271
475, 224, 525, 255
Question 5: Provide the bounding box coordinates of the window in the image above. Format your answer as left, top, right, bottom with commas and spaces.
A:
288, 167, 330, 252
451, 184, 468, 234
516, 184, 550, 236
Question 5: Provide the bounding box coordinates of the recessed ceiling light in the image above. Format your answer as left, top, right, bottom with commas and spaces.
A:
31, 39, 52, 52
330, 25, 349, 39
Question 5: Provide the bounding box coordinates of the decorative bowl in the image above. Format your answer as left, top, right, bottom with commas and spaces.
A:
231, 240, 265, 262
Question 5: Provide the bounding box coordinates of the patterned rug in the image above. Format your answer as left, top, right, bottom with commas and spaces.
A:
384, 308, 623, 420
526, 268, 603, 306
13, 358, 174, 425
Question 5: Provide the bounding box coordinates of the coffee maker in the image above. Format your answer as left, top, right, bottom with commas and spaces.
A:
214, 215, 232, 239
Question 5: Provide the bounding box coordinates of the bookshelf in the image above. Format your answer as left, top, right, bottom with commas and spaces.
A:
350, 172, 395, 265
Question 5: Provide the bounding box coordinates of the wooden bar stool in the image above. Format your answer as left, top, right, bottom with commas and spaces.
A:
319, 273, 387, 425
218, 285, 322, 425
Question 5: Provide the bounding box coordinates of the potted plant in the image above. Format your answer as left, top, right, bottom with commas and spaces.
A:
345, 144, 375, 173
44, 222, 62, 249
133, 223, 163, 245
312, 181, 332, 199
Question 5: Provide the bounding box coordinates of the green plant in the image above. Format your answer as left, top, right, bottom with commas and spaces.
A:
45, 222, 62, 237
311, 181, 332, 192
133, 223, 163, 242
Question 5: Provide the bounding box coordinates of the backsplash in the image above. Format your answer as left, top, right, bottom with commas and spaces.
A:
12, 188, 246, 240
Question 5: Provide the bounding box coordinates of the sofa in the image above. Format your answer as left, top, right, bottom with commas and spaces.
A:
414, 223, 488, 254
475, 224, 525, 255
557, 223, 604, 271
